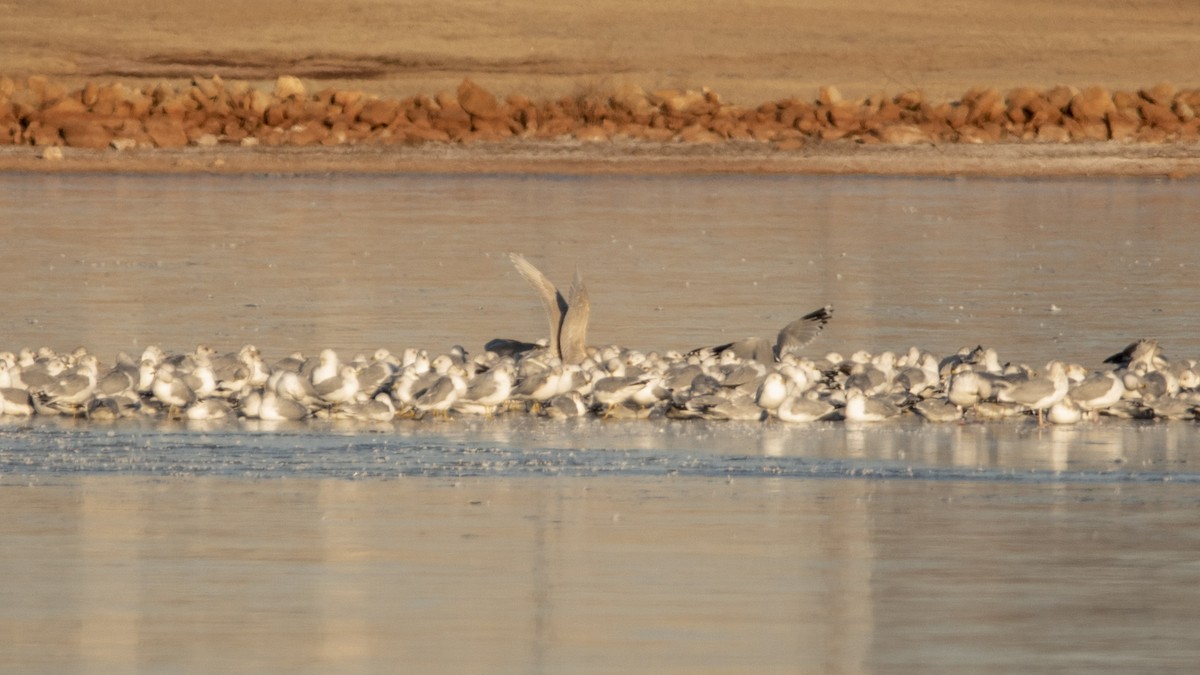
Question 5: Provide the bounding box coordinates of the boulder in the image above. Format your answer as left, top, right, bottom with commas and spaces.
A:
144, 117, 188, 148
1069, 86, 1115, 124
678, 124, 723, 143
457, 79, 503, 119
574, 125, 610, 142
1139, 82, 1176, 106
61, 120, 113, 149
610, 83, 653, 117
273, 75, 307, 100
358, 99, 400, 127
965, 87, 1004, 124
894, 90, 924, 110
876, 124, 930, 145
1035, 124, 1070, 143
1140, 102, 1181, 132
817, 85, 842, 106
26, 121, 63, 146
1106, 110, 1141, 141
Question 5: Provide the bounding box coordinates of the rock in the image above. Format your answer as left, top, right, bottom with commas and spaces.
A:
26, 121, 62, 146
1136, 127, 1169, 143
574, 125, 609, 142
817, 85, 842, 106
894, 90, 924, 110
651, 89, 705, 115
1112, 90, 1140, 111
1045, 85, 1077, 111
110, 137, 138, 151
247, 89, 272, 116
610, 83, 653, 117
194, 133, 219, 147
877, 124, 930, 144
678, 124, 723, 143
144, 117, 188, 148
1064, 118, 1109, 141
39, 146, 63, 160
60, 120, 113, 149
273, 75, 307, 100
1140, 102, 1181, 132
1106, 109, 1141, 141
194, 75, 223, 101
286, 123, 328, 146
828, 101, 863, 131
1069, 86, 1115, 124
1140, 82, 1177, 106
1035, 124, 1071, 143
358, 99, 401, 127
958, 124, 1003, 143
457, 79, 503, 119
965, 87, 1003, 124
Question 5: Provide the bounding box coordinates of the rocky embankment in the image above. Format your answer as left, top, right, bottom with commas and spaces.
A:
3, 74, 1199, 152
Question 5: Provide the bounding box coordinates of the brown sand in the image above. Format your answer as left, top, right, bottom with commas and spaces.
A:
3, 0, 1199, 176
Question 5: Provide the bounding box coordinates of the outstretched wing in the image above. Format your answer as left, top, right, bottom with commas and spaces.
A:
510, 253, 569, 358
558, 267, 591, 365
774, 305, 833, 361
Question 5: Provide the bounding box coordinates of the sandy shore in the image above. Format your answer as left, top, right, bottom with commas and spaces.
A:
2, 141, 1197, 178
4, 0, 1198, 177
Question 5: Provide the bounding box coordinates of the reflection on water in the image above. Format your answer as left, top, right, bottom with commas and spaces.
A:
3, 477, 1198, 673
1, 173, 1197, 365
2, 416, 1199, 482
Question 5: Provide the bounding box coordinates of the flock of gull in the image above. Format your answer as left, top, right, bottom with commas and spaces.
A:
1, 255, 1198, 426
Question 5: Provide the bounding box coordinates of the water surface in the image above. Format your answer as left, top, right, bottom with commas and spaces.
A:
3, 173, 1196, 365
2, 172, 1198, 672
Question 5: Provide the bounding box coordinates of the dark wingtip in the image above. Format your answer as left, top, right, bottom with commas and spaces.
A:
801, 305, 834, 322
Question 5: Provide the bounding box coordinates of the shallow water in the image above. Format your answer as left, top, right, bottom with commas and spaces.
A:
2, 172, 1200, 671
3, 476, 1199, 673
3, 173, 1198, 364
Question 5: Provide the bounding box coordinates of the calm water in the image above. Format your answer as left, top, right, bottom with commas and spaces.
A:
2, 172, 1199, 671
2, 173, 1198, 363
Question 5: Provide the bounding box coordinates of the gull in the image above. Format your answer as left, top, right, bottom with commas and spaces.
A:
151, 364, 197, 416
31, 355, 100, 416
259, 390, 310, 421
776, 390, 835, 423
1047, 397, 1084, 425
590, 375, 648, 416
996, 361, 1069, 425
1104, 339, 1167, 371
912, 398, 962, 423
0, 387, 34, 416
754, 371, 790, 413
96, 352, 139, 396
186, 398, 235, 421
335, 393, 397, 422
947, 366, 993, 408
314, 365, 361, 406
843, 389, 901, 422
453, 362, 516, 415
310, 348, 341, 387
669, 388, 766, 421
542, 391, 588, 419
689, 305, 833, 363
1068, 371, 1124, 413
414, 366, 469, 418
506, 253, 591, 364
